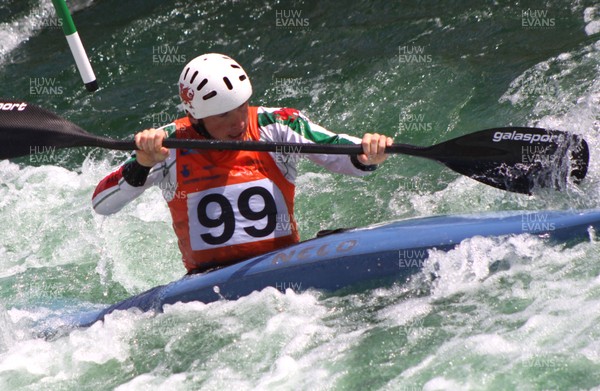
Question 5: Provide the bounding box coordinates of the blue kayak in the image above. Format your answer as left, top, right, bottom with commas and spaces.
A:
68, 209, 600, 329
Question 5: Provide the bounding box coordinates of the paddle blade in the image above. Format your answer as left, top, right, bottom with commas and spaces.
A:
426, 127, 589, 194
0, 99, 131, 160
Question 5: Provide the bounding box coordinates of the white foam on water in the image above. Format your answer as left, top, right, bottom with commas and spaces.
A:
585, 7, 600, 35
0, 159, 122, 280
0, 309, 137, 387
0, 154, 182, 341
0, 160, 98, 273
377, 297, 432, 326
70, 310, 137, 365
0, 1, 55, 64
114, 373, 188, 391
151, 288, 354, 389
0, 0, 96, 66
1, 149, 598, 386
422, 377, 466, 391
467, 333, 520, 355
380, 231, 600, 387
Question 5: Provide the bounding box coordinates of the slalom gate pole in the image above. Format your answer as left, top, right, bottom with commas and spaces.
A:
51, 0, 98, 92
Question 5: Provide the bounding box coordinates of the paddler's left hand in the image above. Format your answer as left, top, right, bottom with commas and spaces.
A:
358, 133, 393, 165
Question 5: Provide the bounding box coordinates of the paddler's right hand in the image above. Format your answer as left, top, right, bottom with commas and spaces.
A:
134, 128, 170, 167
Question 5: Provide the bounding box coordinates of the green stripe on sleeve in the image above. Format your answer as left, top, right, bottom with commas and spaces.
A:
258, 111, 355, 145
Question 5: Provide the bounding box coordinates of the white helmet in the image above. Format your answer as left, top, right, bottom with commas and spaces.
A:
178, 53, 252, 119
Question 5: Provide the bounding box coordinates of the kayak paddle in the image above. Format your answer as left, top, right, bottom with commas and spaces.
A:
0, 99, 589, 194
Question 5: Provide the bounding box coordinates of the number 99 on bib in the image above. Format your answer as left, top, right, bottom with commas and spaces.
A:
187, 178, 292, 250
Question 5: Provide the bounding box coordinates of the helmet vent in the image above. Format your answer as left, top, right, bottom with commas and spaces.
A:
239, 75, 247, 81
190, 71, 199, 83
223, 77, 233, 90
230, 64, 240, 69
197, 78, 208, 91
203, 91, 217, 100
184, 67, 190, 80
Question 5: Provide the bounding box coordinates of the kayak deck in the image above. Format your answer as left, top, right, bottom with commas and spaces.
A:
66, 209, 600, 329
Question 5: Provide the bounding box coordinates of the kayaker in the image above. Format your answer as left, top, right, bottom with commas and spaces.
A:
92, 53, 392, 274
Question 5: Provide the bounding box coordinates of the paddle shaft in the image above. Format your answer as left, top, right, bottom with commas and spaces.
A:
87, 136, 427, 156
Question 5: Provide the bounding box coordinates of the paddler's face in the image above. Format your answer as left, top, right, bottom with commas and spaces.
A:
201, 102, 249, 141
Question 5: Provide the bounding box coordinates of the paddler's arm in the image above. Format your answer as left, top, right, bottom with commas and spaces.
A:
92, 128, 172, 215
263, 107, 392, 176
304, 126, 392, 175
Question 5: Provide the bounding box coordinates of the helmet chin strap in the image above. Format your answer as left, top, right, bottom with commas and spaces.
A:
189, 115, 213, 139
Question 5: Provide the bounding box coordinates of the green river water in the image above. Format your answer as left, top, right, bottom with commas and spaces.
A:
2, 0, 600, 389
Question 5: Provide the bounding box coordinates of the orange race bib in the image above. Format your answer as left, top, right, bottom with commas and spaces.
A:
167, 107, 299, 272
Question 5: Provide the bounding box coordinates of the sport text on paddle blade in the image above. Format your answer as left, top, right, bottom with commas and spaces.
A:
0, 99, 134, 159
425, 127, 588, 194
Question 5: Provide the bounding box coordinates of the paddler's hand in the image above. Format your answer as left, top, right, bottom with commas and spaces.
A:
134, 128, 170, 167
358, 133, 393, 166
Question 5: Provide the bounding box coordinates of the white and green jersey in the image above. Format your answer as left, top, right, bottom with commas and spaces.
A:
92, 106, 376, 215
256, 106, 375, 182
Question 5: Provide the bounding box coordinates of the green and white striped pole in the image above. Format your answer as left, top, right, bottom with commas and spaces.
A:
51, 0, 98, 92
